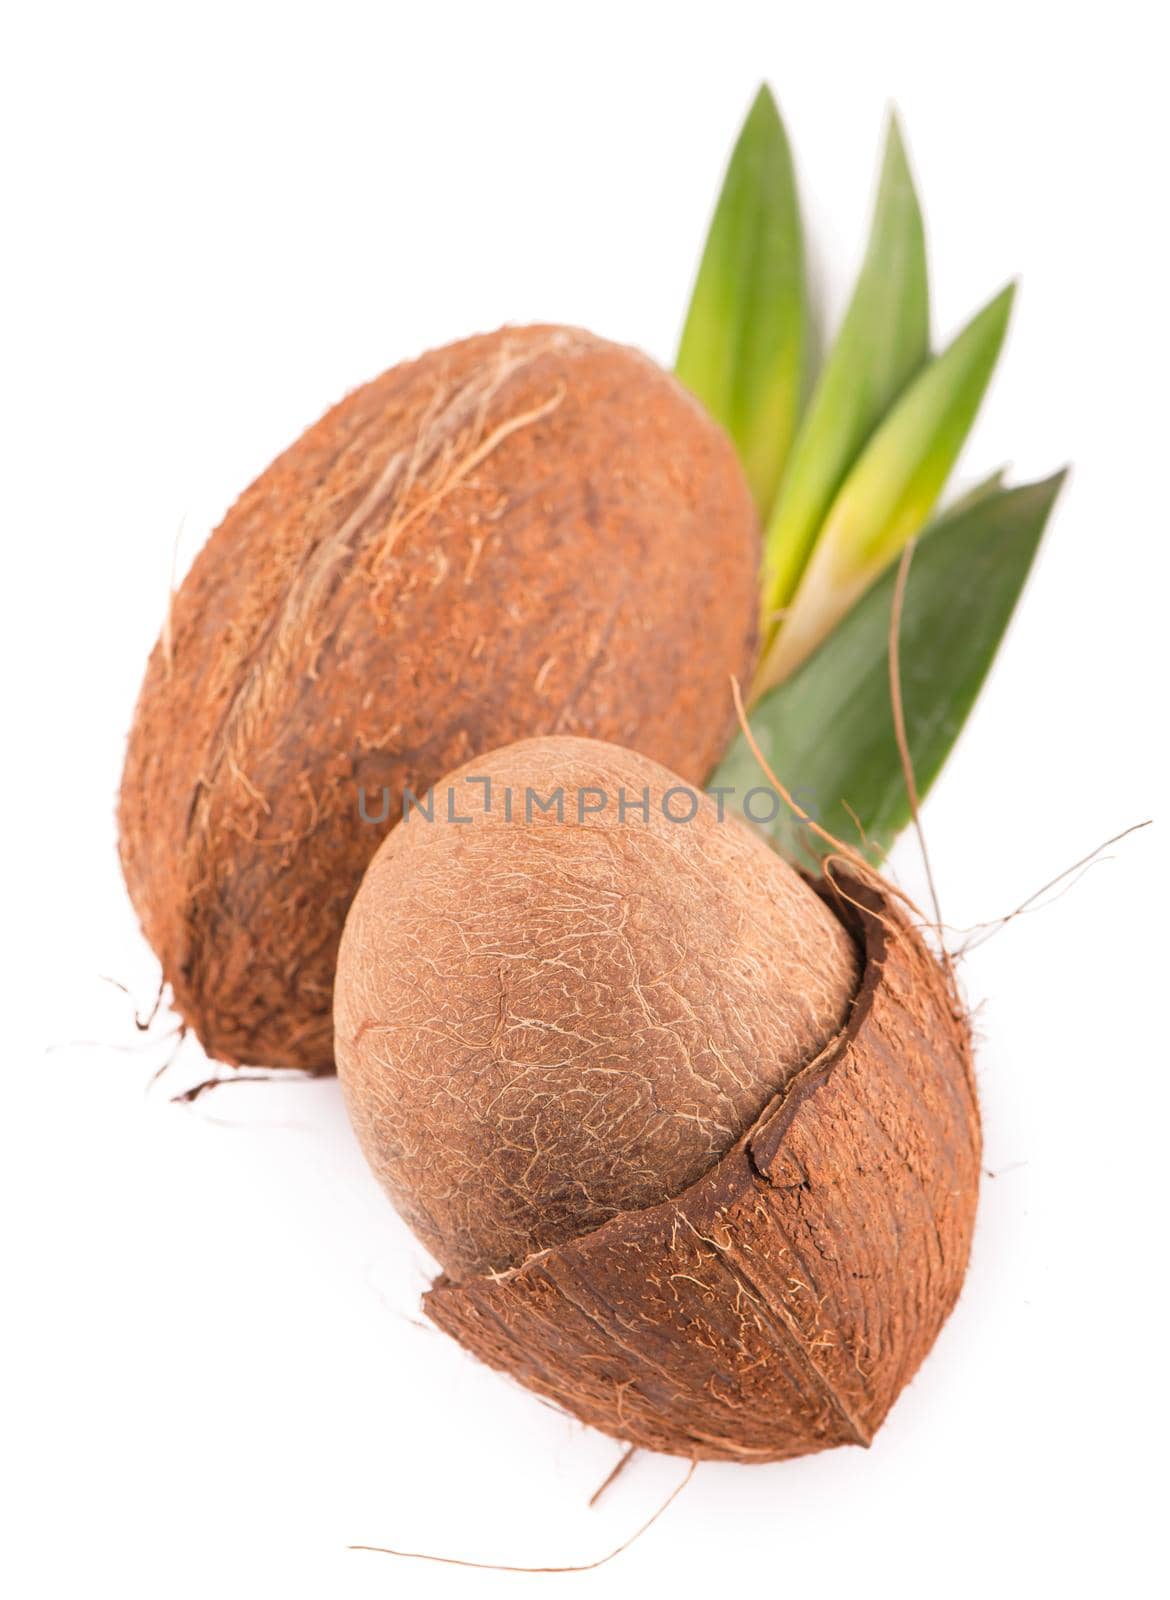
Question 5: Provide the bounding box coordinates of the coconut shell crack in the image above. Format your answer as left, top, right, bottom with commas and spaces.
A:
425, 874, 979, 1462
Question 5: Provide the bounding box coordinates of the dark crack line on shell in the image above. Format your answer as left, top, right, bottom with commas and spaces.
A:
549, 1233, 862, 1452
674, 1211, 872, 1448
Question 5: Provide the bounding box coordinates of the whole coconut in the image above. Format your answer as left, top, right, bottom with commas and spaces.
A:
335, 736, 860, 1278
119, 327, 760, 1070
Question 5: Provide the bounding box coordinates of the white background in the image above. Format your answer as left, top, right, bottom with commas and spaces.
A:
2, 3, 1165, 1595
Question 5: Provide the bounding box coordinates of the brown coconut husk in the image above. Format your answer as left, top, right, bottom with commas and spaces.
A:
118, 326, 760, 1073
426, 872, 978, 1462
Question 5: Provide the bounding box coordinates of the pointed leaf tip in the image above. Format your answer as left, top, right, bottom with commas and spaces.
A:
750, 81, 780, 119
676, 87, 806, 517
882, 108, 911, 169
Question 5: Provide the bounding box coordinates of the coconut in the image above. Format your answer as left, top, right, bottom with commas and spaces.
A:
335, 737, 980, 1460
336, 736, 860, 1277
118, 327, 760, 1071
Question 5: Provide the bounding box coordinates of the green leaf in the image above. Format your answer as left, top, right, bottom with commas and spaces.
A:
676, 84, 805, 517
755, 281, 1015, 695
944, 466, 1009, 517
760, 113, 929, 639
710, 472, 1066, 864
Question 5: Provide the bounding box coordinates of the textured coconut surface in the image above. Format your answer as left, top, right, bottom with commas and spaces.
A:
425, 869, 979, 1462
119, 326, 760, 1070
334, 737, 861, 1278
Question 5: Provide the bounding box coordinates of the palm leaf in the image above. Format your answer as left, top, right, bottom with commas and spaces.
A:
755, 282, 1015, 695
676, 85, 806, 517
711, 472, 1066, 862
760, 114, 929, 640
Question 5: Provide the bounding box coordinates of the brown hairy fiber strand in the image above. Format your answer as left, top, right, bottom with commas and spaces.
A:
335, 737, 979, 1462
335, 738, 861, 1279
119, 327, 760, 1071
